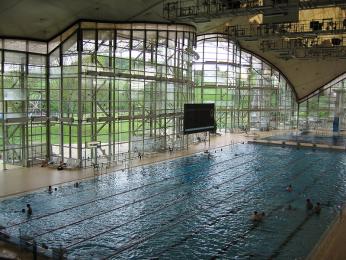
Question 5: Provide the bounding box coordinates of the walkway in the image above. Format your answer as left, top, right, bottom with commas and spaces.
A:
0, 132, 253, 198
308, 208, 346, 260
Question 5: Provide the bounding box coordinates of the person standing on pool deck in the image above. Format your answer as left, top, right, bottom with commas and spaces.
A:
306, 199, 313, 210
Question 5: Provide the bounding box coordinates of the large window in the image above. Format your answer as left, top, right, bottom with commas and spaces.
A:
194, 34, 298, 132
298, 74, 346, 132
49, 23, 195, 167
0, 40, 47, 168
0, 24, 305, 169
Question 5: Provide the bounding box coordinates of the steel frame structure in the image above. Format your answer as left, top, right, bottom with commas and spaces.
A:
193, 34, 298, 132
227, 18, 346, 40
298, 73, 346, 131
0, 21, 301, 169
48, 22, 196, 168
163, 0, 346, 22
227, 18, 346, 59
0, 22, 196, 169
0, 40, 47, 169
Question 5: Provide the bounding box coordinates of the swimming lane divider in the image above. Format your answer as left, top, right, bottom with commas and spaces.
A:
64, 157, 295, 251
32, 157, 259, 238
6, 152, 254, 228
3, 150, 254, 213
267, 169, 337, 259
268, 215, 312, 259
209, 163, 337, 259
100, 157, 312, 259
152, 205, 247, 258
63, 156, 272, 249
152, 159, 323, 258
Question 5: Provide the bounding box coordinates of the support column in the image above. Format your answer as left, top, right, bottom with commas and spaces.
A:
77, 27, 83, 167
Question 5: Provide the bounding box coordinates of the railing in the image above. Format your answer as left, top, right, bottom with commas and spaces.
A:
260, 37, 346, 51
226, 19, 346, 40
259, 37, 346, 59
164, 0, 346, 21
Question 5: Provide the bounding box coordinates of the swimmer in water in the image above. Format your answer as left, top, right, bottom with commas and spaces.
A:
251, 211, 265, 222
251, 211, 259, 221
286, 184, 293, 192
306, 199, 313, 210
26, 204, 32, 215
314, 202, 321, 214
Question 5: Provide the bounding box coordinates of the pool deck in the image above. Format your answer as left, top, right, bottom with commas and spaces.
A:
1, 129, 346, 259
308, 207, 346, 260
0, 132, 256, 198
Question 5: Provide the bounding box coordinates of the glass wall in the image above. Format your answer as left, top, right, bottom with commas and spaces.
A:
0, 23, 303, 169
298, 74, 346, 133
0, 40, 47, 168
193, 34, 298, 132
49, 22, 196, 167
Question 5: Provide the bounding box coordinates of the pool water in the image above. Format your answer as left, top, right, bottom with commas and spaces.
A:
1, 144, 346, 259
263, 132, 346, 146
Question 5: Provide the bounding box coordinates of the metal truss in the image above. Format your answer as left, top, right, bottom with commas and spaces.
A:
226, 18, 346, 59
163, 0, 346, 22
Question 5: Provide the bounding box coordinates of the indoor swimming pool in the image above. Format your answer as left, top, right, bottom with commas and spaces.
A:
1, 144, 346, 259
263, 132, 346, 146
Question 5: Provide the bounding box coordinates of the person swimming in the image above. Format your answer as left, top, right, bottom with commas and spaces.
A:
314, 202, 321, 214
251, 211, 259, 221
306, 199, 313, 210
26, 204, 32, 215
251, 211, 265, 222
48, 185, 52, 193
286, 184, 293, 192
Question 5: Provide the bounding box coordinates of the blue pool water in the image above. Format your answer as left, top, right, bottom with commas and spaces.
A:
1, 144, 346, 259
263, 132, 346, 146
